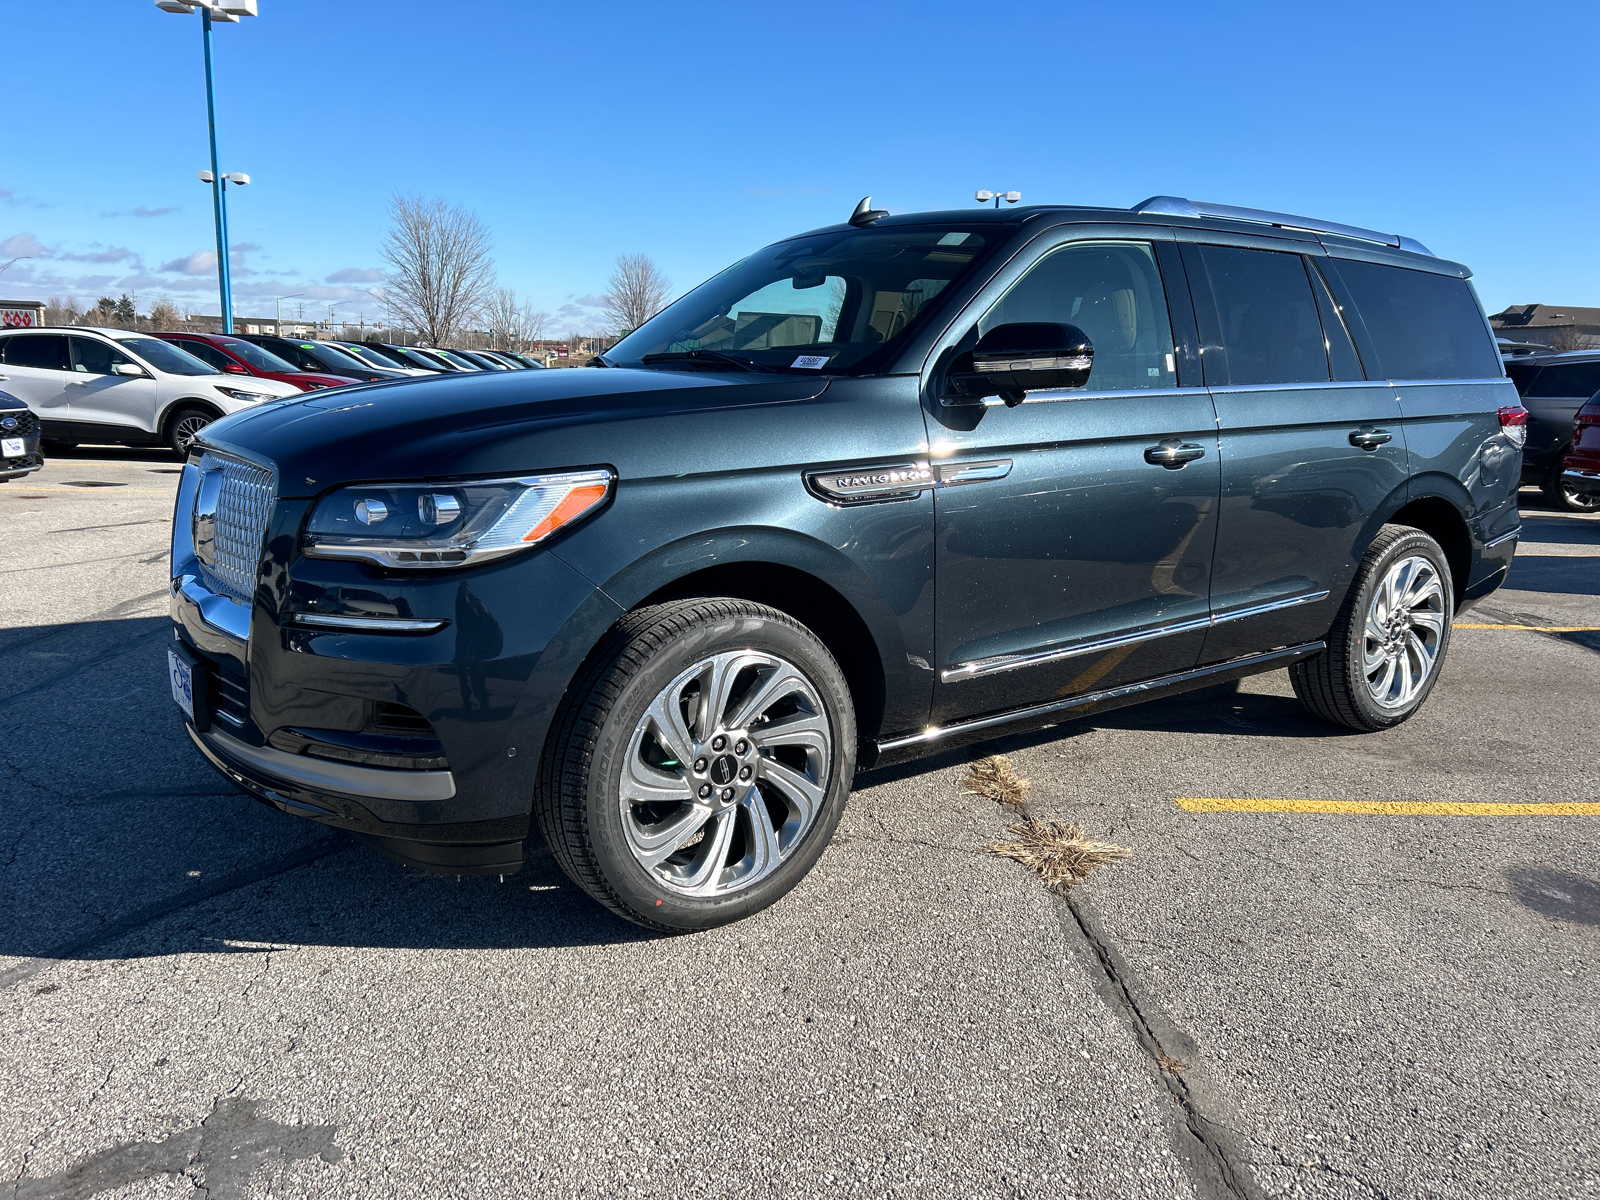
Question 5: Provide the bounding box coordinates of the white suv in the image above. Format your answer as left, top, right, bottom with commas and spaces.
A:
0, 326, 301, 457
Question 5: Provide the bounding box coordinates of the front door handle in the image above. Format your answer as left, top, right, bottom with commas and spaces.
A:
1144, 439, 1206, 469
1349, 426, 1393, 451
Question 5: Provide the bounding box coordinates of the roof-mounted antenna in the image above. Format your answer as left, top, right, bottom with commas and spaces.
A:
848, 196, 889, 227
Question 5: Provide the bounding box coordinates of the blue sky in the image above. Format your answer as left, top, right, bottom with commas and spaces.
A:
3, 0, 1595, 331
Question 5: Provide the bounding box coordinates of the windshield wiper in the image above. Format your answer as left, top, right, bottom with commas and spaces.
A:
639, 350, 777, 374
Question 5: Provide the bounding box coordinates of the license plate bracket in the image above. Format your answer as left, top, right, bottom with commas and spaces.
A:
167, 642, 211, 732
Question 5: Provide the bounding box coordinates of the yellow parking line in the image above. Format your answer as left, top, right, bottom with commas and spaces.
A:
1176, 797, 1600, 816
1453, 624, 1600, 632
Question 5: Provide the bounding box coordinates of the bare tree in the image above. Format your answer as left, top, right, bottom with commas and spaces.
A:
487, 287, 548, 351
602, 253, 672, 335
1546, 326, 1600, 352
146, 297, 181, 331
44, 296, 81, 326
525, 308, 548, 347
380, 193, 496, 346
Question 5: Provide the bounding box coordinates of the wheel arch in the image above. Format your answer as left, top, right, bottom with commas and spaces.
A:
576, 526, 917, 746
158, 398, 224, 440
1378, 479, 1474, 604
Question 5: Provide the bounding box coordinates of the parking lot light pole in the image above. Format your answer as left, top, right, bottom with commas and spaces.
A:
155, 1, 258, 333
975, 189, 1022, 210
274, 294, 304, 336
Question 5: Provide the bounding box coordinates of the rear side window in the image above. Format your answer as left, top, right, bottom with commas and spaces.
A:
1525, 362, 1600, 399
1330, 260, 1500, 380
1192, 245, 1328, 386
175, 340, 235, 371
1505, 362, 1540, 396
2, 334, 70, 371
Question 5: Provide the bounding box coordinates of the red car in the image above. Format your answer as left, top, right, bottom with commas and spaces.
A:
1565, 392, 1600, 501
155, 332, 358, 392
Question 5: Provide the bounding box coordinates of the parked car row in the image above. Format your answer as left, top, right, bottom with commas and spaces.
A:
1502, 348, 1600, 511
0, 324, 545, 459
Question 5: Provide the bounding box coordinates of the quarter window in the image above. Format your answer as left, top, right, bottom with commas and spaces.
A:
1, 333, 70, 371
1193, 246, 1328, 386
1328, 259, 1501, 381
980, 241, 1176, 391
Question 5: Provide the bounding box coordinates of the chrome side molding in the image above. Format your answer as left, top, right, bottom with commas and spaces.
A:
882, 642, 1326, 756
941, 590, 1330, 682
805, 458, 1014, 506
192, 725, 457, 802
291, 614, 448, 633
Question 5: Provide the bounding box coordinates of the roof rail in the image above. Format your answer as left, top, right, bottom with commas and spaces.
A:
1131, 196, 1433, 257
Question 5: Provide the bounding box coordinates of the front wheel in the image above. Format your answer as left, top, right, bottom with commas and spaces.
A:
536, 598, 856, 931
1542, 455, 1600, 512
165, 407, 215, 458
1291, 525, 1454, 732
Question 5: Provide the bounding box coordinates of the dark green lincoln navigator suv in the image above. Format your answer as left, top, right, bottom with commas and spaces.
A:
169, 195, 1524, 930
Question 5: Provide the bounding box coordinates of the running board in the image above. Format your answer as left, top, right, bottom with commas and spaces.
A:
868, 642, 1325, 767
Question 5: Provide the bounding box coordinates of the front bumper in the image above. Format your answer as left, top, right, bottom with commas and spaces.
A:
1, 449, 43, 482
169, 451, 624, 875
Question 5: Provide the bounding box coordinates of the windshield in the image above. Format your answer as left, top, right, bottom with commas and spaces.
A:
607, 225, 997, 374
115, 336, 219, 376
295, 342, 373, 373
432, 349, 482, 370
339, 343, 402, 370
215, 338, 297, 373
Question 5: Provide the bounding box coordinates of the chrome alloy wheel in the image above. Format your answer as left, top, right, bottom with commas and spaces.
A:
173, 413, 212, 454
1362, 555, 1447, 709
619, 650, 832, 896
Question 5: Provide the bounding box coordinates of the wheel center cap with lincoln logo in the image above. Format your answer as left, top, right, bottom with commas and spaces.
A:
709, 755, 738, 786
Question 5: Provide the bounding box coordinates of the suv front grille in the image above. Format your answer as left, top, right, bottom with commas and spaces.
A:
0, 409, 38, 442
197, 451, 276, 603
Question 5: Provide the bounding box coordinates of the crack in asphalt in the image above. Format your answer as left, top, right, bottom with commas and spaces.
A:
0, 624, 170, 713
1061, 892, 1262, 1200
0, 837, 352, 992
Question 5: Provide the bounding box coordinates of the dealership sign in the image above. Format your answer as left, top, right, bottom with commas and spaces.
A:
1, 302, 46, 328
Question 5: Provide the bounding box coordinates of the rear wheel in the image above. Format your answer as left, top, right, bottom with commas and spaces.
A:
536, 598, 855, 931
1291, 525, 1454, 732
165, 407, 214, 458
1542, 455, 1600, 512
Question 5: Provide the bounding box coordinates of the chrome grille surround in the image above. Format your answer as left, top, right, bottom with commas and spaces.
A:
195, 449, 277, 604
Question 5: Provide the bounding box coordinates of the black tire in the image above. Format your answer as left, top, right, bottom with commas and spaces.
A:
1542, 455, 1600, 512
536, 598, 856, 932
1290, 525, 1455, 732
165, 407, 215, 458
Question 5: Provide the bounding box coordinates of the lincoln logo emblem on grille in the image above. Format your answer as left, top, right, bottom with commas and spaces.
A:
192, 469, 224, 566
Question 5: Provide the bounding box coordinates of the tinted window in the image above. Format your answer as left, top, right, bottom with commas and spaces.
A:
1525, 362, 1600, 399
1330, 259, 1500, 380
175, 340, 235, 371
1307, 261, 1366, 381
69, 336, 136, 375
1195, 246, 1328, 386
1505, 362, 1540, 396
214, 338, 297, 372
295, 342, 371, 373
2, 334, 70, 371
115, 337, 217, 376
980, 241, 1176, 391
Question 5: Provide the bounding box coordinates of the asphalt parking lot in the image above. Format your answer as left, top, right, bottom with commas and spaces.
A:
2, 448, 1596, 1200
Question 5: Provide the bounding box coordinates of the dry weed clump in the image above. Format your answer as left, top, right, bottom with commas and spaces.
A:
961, 755, 1031, 806
987, 819, 1132, 894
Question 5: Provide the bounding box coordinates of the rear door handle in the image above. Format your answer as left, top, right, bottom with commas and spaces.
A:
1349, 426, 1393, 450
1144, 439, 1206, 469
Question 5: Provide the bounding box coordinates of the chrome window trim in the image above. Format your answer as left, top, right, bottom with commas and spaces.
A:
192, 725, 457, 802
291, 614, 447, 633
941, 590, 1330, 683
1206, 380, 1396, 394
975, 384, 1211, 407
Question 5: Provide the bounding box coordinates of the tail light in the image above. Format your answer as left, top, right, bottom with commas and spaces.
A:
1498, 406, 1528, 448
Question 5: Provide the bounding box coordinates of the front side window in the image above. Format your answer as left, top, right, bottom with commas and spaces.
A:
2, 333, 70, 371
172, 340, 235, 371
980, 240, 1176, 392
113, 336, 217, 376
608, 226, 998, 374
1195, 245, 1328, 386
216, 338, 297, 373
70, 336, 136, 375
1330, 259, 1501, 381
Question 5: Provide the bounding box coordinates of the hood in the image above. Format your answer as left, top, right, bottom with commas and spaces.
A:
202, 366, 831, 498
279, 372, 362, 390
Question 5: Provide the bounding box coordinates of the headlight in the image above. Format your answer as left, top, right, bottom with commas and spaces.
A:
303, 468, 614, 569
217, 386, 272, 402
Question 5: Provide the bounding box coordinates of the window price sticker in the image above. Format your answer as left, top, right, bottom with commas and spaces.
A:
791, 356, 831, 370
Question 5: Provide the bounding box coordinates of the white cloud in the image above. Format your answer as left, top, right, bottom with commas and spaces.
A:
160, 250, 218, 276
327, 267, 383, 284
1, 232, 49, 259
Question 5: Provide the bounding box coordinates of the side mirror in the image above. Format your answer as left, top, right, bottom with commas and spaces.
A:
945, 322, 1093, 407
223, 361, 250, 375
112, 362, 149, 378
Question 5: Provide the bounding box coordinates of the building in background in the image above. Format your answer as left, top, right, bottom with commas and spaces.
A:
1489, 304, 1600, 351
1, 300, 47, 328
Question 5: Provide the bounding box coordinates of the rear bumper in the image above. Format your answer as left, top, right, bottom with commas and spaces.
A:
1563, 468, 1600, 498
